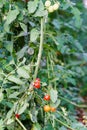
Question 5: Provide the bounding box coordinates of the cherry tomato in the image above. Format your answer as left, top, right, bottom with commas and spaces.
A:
15, 114, 20, 118
48, 6, 54, 13
33, 78, 41, 89
44, 105, 51, 112
44, 94, 50, 101
45, 0, 51, 7
34, 82, 40, 88
36, 78, 40, 82
50, 107, 56, 112
53, 2, 60, 10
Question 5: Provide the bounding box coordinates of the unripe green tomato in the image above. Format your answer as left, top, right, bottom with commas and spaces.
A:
48, 6, 54, 13
53, 2, 60, 10
45, 0, 51, 7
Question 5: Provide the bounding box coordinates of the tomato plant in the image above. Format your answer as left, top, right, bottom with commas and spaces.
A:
0, 0, 87, 130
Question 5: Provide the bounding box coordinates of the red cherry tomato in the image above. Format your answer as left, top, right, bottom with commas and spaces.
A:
36, 78, 40, 82
15, 114, 20, 119
33, 78, 41, 89
44, 94, 50, 101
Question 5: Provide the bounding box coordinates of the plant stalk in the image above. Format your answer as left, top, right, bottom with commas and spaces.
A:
16, 118, 27, 130
34, 18, 44, 79
55, 118, 74, 130
59, 96, 87, 108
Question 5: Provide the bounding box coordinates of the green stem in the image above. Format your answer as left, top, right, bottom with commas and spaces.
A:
57, 111, 69, 122
34, 18, 44, 79
55, 118, 74, 130
47, 56, 50, 80
59, 96, 87, 108
16, 118, 27, 130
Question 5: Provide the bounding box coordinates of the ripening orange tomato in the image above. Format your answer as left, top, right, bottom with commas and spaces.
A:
44, 105, 51, 112
50, 107, 56, 112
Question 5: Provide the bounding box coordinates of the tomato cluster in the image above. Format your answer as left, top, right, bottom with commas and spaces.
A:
44, 105, 56, 112
45, 0, 60, 13
33, 78, 56, 113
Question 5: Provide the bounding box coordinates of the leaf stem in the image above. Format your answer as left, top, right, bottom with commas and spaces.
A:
34, 18, 44, 79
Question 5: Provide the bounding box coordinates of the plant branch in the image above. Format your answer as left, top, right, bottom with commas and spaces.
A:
34, 18, 44, 79
15, 118, 27, 130
59, 95, 87, 108
55, 118, 74, 130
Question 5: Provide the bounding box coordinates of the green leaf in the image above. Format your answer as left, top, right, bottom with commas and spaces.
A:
5, 8, 19, 25
34, 10, 47, 17
72, 7, 82, 28
6, 118, 14, 125
9, 92, 20, 99
0, 120, 4, 130
0, 90, 3, 102
59, 126, 67, 130
4, 23, 10, 32
4, 8, 19, 32
18, 102, 29, 114
34, 0, 47, 17
4, 41, 13, 53
71, 122, 87, 130
17, 46, 28, 60
28, 0, 38, 14
7, 75, 24, 85
30, 28, 39, 42
19, 22, 27, 32
75, 41, 84, 52
17, 67, 30, 79
32, 123, 41, 130
0, 0, 6, 8
29, 107, 38, 123
43, 123, 54, 130
50, 89, 58, 103
66, 77, 76, 86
